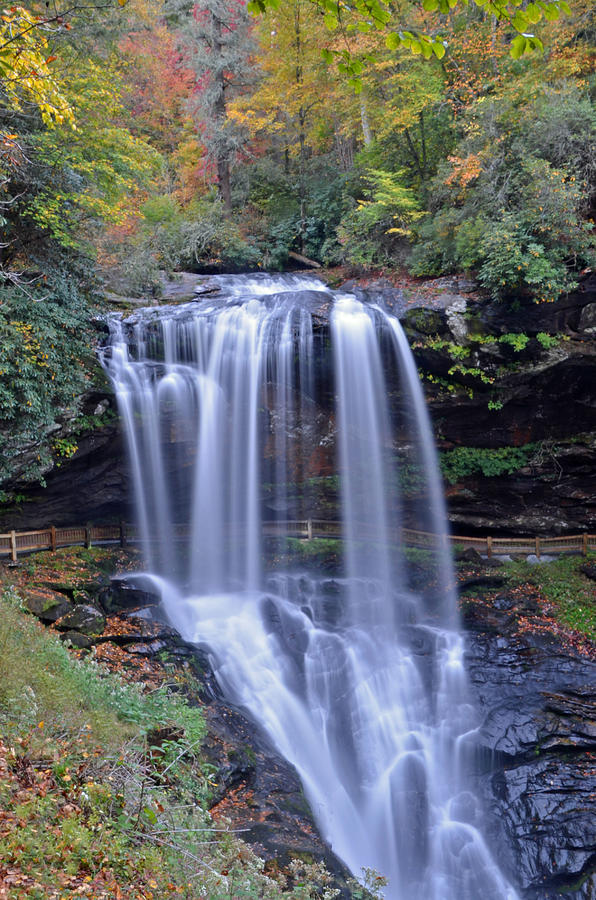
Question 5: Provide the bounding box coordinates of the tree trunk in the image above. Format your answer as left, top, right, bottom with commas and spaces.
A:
217, 156, 232, 214
212, 12, 232, 216
360, 96, 373, 146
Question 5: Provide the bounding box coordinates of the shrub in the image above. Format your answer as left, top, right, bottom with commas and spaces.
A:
339, 168, 423, 266
0, 273, 95, 485
409, 85, 596, 302
440, 444, 537, 484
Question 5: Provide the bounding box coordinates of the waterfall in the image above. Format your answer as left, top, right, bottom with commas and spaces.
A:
102, 274, 518, 899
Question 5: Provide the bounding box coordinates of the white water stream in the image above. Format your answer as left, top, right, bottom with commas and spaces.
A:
103, 274, 518, 899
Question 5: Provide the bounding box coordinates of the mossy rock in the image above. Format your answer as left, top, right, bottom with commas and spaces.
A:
55, 604, 106, 636
59, 630, 93, 650
24, 588, 73, 622
403, 307, 445, 336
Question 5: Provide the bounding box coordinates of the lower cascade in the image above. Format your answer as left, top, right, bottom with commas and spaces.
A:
102, 273, 519, 899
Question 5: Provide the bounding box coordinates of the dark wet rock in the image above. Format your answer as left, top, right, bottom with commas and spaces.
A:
0, 418, 129, 531
492, 593, 516, 611
55, 603, 106, 635
199, 678, 350, 887
60, 630, 93, 650
465, 604, 596, 899
104, 576, 161, 613
23, 588, 72, 622
124, 639, 169, 656
455, 547, 484, 564
578, 301, 596, 333
459, 575, 506, 592
101, 617, 178, 647
483, 557, 505, 568
70, 589, 95, 605
580, 563, 596, 581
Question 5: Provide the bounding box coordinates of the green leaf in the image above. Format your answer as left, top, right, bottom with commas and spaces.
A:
324, 13, 338, 29
357, 20, 373, 32
559, 0, 571, 13
385, 31, 402, 49
542, 3, 560, 19
143, 806, 158, 825
348, 78, 364, 94
512, 11, 529, 30
510, 33, 528, 58
420, 40, 433, 58
320, 48, 333, 63
525, 2, 542, 22
432, 40, 447, 58
246, 0, 265, 15
422, 0, 439, 9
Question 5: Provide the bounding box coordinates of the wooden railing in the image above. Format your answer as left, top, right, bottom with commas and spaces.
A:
0, 520, 594, 562
0, 523, 132, 562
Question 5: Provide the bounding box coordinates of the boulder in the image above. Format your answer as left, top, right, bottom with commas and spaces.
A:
24, 588, 72, 622
455, 547, 484, 564
55, 604, 106, 636
104, 576, 162, 613
59, 631, 93, 650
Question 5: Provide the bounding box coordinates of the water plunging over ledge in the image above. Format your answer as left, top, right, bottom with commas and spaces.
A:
102, 274, 518, 899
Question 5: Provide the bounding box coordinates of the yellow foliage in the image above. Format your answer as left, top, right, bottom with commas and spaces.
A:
0, 7, 75, 127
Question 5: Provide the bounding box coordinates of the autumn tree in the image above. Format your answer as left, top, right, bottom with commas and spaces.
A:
172, 0, 256, 213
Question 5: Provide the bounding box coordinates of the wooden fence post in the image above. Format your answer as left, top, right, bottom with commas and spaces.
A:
50, 525, 57, 552
583, 534, 588, 557
9, 530, 17, 563
486, 535, 492, 558
119, 521, 127, 548
84, 524, 92, 549
535, 536, 541, 559
307, 518, 313, 540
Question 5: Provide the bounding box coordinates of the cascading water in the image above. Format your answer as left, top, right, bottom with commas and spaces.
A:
102, 274, 518, 899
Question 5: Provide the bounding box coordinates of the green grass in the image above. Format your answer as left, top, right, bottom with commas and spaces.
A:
503, 553, 596, 641
0, 585, 351, 899
0, 586, 204, 748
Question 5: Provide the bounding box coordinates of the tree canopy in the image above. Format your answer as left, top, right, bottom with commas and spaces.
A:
0, 0, 594, 484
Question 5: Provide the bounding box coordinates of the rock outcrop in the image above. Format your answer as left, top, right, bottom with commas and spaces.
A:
1, 273, 594, 535
465, 596, 596, 899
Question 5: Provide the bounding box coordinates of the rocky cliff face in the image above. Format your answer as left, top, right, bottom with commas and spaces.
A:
0, 416, 130, 532
401, 272, 596, 534
464, 594, 596, 899
0, 274, 594, 535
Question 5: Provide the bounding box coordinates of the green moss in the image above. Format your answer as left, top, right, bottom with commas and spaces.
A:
404, 308, 444, 335
503, 553, 596, 641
